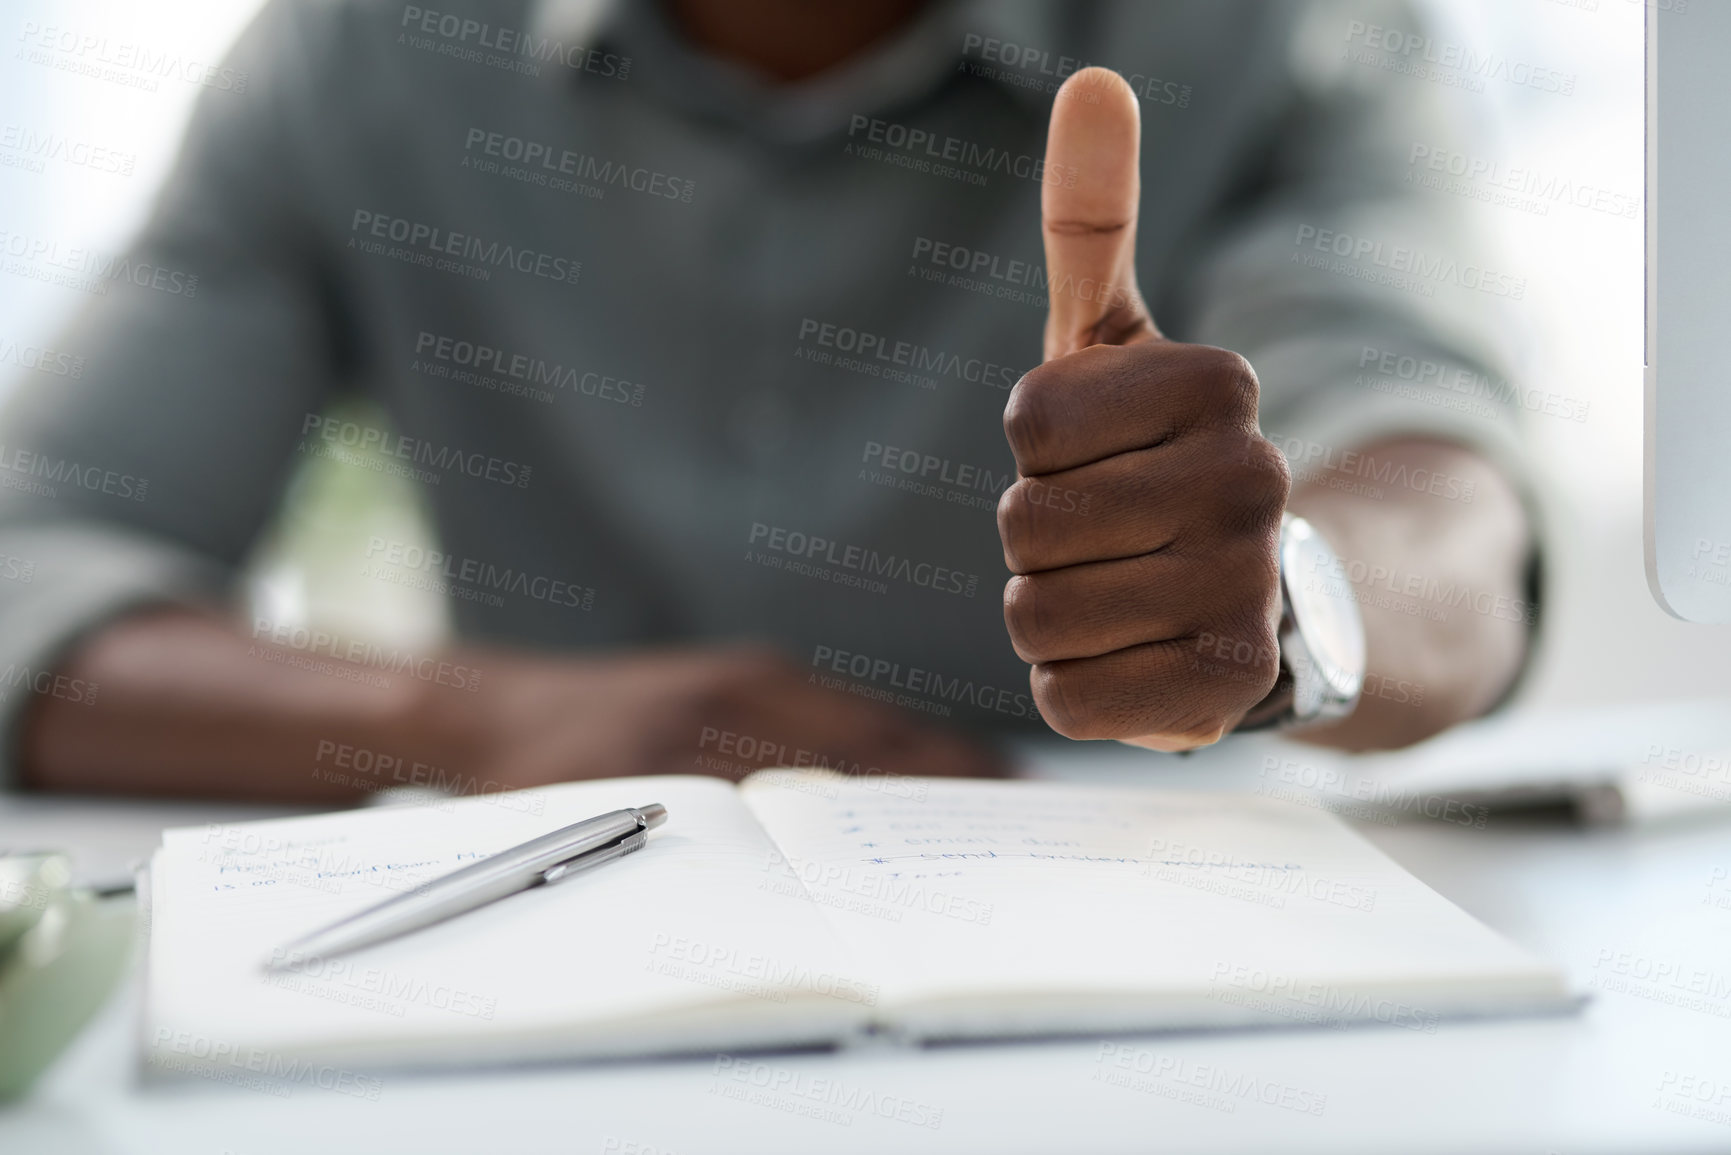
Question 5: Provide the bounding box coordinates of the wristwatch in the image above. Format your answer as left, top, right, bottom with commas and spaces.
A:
1236, 513, 1366, 731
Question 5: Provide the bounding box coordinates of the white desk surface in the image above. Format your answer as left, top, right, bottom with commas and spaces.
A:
5, 739, 1731, 1155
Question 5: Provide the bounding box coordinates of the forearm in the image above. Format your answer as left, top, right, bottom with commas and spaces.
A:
1286, 438, 1534, 751
16, 610, 468, 802
16, 610, 1007, 801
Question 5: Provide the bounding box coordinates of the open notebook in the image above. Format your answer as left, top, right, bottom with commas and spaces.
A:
142, 771, 1574, 1073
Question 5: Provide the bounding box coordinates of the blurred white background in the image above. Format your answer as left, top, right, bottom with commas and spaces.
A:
1, 0, 263, 346
1, 0, 1726, 714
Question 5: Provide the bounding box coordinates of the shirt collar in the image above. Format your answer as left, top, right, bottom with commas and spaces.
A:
531, 0, 1065, 142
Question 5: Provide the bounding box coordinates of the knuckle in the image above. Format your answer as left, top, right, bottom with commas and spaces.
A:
1250, 635, 1281, 697
1190, 594, 1280, 711
1226, 614, 1282, 700
1236, 438, 1292, 524
996, 481, 1041, 572
1162, 706, 1241, 751
1202, 347, 1260, 420
1165, 721, 1234, 750
1246, 541, 1285, 617
1251, 436, 1293, 496
1002, 575, 1055, 662
1202, 433, 1289, 534
1002, 363, 1065, 466
1034, 659, 1173, 742
1031, 663, 1107, 740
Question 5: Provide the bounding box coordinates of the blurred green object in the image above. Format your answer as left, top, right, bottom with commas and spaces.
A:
0, 853, 135, 1101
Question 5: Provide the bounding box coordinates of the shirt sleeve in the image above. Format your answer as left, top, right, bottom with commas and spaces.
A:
1162, 0, 1539, 484
0, 0, 350, 784
1154, 0, 1551, 701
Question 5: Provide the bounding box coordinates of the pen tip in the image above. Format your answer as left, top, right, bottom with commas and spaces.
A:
640, 803, 667, 830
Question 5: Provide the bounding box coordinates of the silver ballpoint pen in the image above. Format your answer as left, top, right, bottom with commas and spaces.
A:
263, 803, 667, 970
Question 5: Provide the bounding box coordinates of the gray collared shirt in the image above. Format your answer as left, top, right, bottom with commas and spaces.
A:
0, 0, 1529, 778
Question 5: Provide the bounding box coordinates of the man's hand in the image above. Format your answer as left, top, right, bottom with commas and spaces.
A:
445, 645, 1004, 789
998, 68, 1291, 751
20, 615, 1003, 802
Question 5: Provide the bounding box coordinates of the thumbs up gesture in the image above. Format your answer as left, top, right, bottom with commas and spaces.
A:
999, 69, 1291, 751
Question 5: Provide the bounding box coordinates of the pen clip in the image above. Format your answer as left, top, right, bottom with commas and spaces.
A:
538, 811, 653, 885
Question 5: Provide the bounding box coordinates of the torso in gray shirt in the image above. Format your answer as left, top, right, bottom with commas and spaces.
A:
0, 0, 1517, 742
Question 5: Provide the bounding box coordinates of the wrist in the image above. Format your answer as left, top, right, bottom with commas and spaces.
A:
1235, 514, 1365, 733
1285, 438, 1533, 749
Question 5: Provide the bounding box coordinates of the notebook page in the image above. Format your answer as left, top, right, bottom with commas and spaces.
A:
740, 772, 1569, 1037
146, 775, 872, 1069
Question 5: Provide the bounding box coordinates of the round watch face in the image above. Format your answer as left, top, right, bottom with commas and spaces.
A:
1281, 518, 1366, 704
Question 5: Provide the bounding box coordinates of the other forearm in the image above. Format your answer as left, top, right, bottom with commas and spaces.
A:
1285, 438, 1533, 750
16, 610, 471, 802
